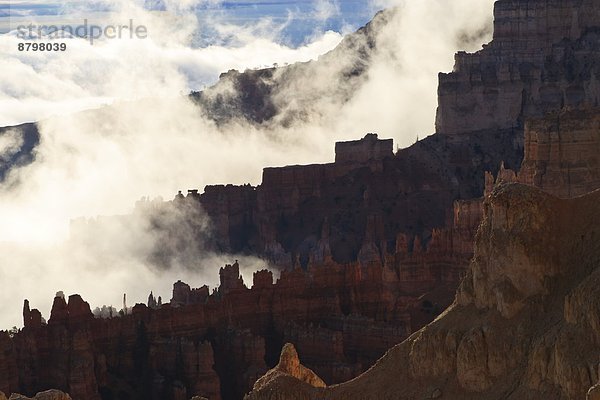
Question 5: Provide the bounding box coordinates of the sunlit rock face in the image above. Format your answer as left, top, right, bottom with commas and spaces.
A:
245, 183, 600, 400
436, 0, 600, 135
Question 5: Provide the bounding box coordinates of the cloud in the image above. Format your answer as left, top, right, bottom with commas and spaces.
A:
0, 0, 495, 329
0, 128, 24, 161
312, 0, 341, 22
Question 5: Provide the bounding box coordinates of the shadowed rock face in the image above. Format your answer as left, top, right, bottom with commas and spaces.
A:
195, 131, 521, 266
245, 183, 600, 400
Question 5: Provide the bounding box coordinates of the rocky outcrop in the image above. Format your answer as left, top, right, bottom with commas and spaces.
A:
436, 0, 600, 136
482, 107, 600, 199
0, 123, 40, 182
5, 390, 71, 400
251, 344, 325, 393
245, 183, 600, 400
519, 107, 600, 198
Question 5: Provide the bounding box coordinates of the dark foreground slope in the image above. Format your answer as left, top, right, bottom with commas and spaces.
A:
247, 183, 600, 400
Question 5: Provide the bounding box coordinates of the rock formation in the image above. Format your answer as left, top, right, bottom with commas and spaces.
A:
1, 390, 71, 400
245, 183, 600, 400
2, 211, 476, 400
191, 9, 396, 126
189, 131, 520, 267
482, 107, 600, 199
436, 0, 600, 135
251, 344, 325, 393
519, 107, 600, 198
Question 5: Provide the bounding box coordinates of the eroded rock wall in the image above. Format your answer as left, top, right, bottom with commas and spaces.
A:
436, 0, 600, 135
245, 183, 600, 400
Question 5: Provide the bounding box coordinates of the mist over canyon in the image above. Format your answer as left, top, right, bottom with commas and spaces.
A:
0, 0, 494, 329
2, 0, 600, 400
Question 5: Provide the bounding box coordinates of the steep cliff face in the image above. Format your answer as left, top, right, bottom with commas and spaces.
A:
519, 107, 600, 198
245, 183, 600, 400
195, 131, 521, 266
481, 107, 600, 199
436, 0, 600, 135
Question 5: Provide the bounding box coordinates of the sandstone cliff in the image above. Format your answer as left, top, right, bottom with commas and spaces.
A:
519, 107, 600, 198
251, 344, 325, 393
482, 107, 600, 199
190, 131, 520, 267
436, 0, 600, 135
245, 183, 600, 400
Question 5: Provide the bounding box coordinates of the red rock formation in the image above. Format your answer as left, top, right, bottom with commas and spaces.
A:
483, 107, 600, 199
1, 204, 478, 400
245, 183, 600, 400
334, 133, 393, 165
193, 129, 521, 270
519, 107, 600, 198
251, 343, 325, 394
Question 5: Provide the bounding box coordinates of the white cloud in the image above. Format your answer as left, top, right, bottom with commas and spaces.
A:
312, 0, 341, 21
0, 0, 495, 328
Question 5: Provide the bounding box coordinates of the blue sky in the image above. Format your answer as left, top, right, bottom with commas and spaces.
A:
0, 0, 379, 45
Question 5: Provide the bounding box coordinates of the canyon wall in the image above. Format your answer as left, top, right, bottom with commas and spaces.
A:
519, 107, 600, 198
482, 107, 600, 199
436, 0, 600, 135
7, 1, 600, 399
194, 131, 520, 267
246, 183, 600, 400
0, 191, 479, 400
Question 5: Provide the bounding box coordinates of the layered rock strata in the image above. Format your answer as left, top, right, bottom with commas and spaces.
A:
483, 107, 600, 199
436, 0, 600, 135
191, 131, 520, 267
2, 201, 476, 400
246, 183, 600, 400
